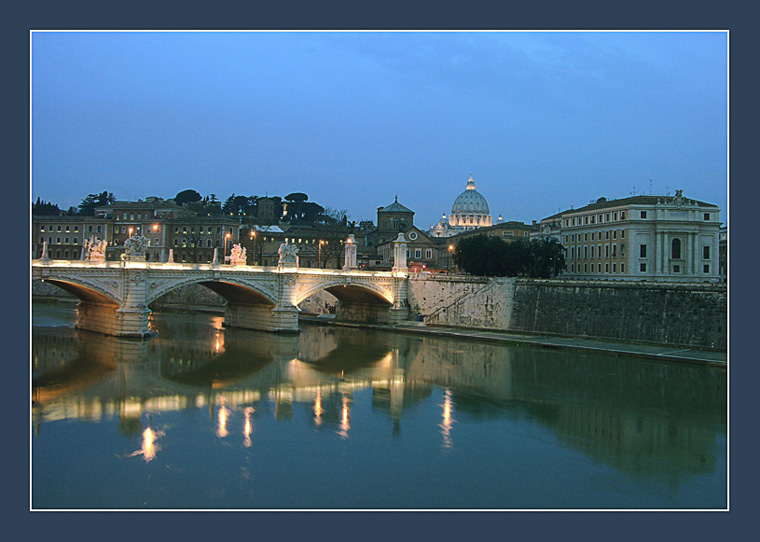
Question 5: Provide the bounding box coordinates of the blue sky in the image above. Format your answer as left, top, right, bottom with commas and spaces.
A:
31, 30, 728, 227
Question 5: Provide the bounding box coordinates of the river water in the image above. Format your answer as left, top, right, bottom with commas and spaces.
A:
31, 302, 727, 510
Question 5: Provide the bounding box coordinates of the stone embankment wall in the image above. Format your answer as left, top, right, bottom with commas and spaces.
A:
408, 275, 727, 350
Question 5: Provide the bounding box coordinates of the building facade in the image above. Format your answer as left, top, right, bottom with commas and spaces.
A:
548, 191, 721, 282
33, 198, 239, 263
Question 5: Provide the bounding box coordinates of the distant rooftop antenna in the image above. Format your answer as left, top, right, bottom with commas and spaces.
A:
649, 179, 653, 195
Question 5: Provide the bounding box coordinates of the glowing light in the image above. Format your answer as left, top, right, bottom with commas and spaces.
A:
313, 392, 324, 427
243, 407, 254, 447
338, 395, 351, 438
152, 224, 159, 231
217, 401, 230, 438
439, 389, 455, 450
142, 427, 157, 462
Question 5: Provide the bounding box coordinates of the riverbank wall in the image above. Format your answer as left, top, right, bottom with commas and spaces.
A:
407, 275, 727, 350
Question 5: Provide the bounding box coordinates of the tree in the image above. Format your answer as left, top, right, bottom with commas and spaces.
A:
454, 234, 565, 278
175, 189, 202, 206
32, 197, 61, 216
78, 191, 115, 216
527, 237, 566, 278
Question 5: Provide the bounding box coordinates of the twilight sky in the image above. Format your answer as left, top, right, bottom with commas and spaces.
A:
31, 30, 728, 228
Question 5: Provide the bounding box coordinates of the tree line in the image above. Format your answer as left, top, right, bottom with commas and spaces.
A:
34, 188, 354, 227
454, 234, 565, 278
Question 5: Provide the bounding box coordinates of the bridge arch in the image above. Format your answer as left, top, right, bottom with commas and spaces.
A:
146, 276, 278, 308
295, 280, 394, 307
35, 277, 121, 307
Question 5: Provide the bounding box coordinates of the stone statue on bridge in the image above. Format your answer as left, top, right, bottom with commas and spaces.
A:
228, 243, 247, 266
122, 235, 148, 261
278, 242, 298, 268
83, 237, 107, 262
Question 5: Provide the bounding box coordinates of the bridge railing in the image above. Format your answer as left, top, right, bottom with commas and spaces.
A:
31, 259, 406, 278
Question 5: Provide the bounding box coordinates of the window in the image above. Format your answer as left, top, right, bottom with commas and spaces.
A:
612, 245, 617, 257
672, 238, 682, 259
584, 264, 588, 272
605, 245, 609, 257
74, 226, 78, 232
40, 226, 45, 232
605, 263, 609, 272
426, 248, 433, 259
613, 263, 617, 273
65, 237, 69, 244
584, 246, 588, 259
640, 244, 647, 258
704, 213, 710, 221
640, 263, 647, 272
571, 264, 575, 272
56, 237, 61, 244
591, 232, 595, 241
703, 246, 711, 259
584, 233, 588, 242
640, 211, 647, 218
65, 226, 70, 232
605, 213, 610, 222
673, 264, 681, 273
621, 263, 625, 273
591, 263, 595, 272
612, 230, 617, 240
97, 226, 101, 233
590, 246, 595, 259
621, 212, 626, 220
704, 264, 710, 273
570, 247, 575, 260
414, 248, 422, 258
57, 225, 61, 232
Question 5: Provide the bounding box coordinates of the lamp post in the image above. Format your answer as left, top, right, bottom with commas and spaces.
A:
319, 239, 325, 268
448, 244, 454, 274
224, 232, 231, 262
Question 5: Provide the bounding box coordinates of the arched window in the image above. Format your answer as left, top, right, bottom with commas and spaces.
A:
672, 238, 682, 259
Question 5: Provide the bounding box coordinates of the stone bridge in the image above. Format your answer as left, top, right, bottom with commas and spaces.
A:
31, 234, 412, 338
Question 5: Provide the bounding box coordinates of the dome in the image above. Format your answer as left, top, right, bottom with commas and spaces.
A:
451, 174, 490, 214
449, 174, 492, 230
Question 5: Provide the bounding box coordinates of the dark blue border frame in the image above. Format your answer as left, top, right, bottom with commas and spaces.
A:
12, 0, 751, 538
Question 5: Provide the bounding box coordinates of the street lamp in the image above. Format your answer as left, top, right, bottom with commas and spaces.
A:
224, 232, 231, 262
448, 244, 454, 273
319, 239, 325, 268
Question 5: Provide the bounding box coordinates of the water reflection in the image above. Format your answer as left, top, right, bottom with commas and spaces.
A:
32, 306, 727, 507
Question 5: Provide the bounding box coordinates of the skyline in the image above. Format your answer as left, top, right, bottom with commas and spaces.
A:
31, 30, 728, 228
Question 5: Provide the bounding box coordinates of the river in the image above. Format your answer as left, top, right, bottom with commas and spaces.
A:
31, 302, 727, 510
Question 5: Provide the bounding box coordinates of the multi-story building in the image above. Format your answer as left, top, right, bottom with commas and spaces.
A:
33, 198, 239, 263
547, 191, 721, 282
32, 216, 112, 260
719, 225, 727, 282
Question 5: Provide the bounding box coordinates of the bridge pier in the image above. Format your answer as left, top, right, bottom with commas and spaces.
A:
224, 304, 300, 333
335, 301, 409, 325
76, 301, 153, 339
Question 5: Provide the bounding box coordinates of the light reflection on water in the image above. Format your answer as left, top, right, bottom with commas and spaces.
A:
31, 303, 727, 510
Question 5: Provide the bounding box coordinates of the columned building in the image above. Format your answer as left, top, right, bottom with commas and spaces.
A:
546, 191, 721, 282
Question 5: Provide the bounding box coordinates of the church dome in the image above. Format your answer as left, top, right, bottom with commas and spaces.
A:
451, 174, 490, 215
449, 174, 492, 230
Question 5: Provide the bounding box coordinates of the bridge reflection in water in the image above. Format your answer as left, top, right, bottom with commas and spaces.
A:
31, 305, 727, 509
